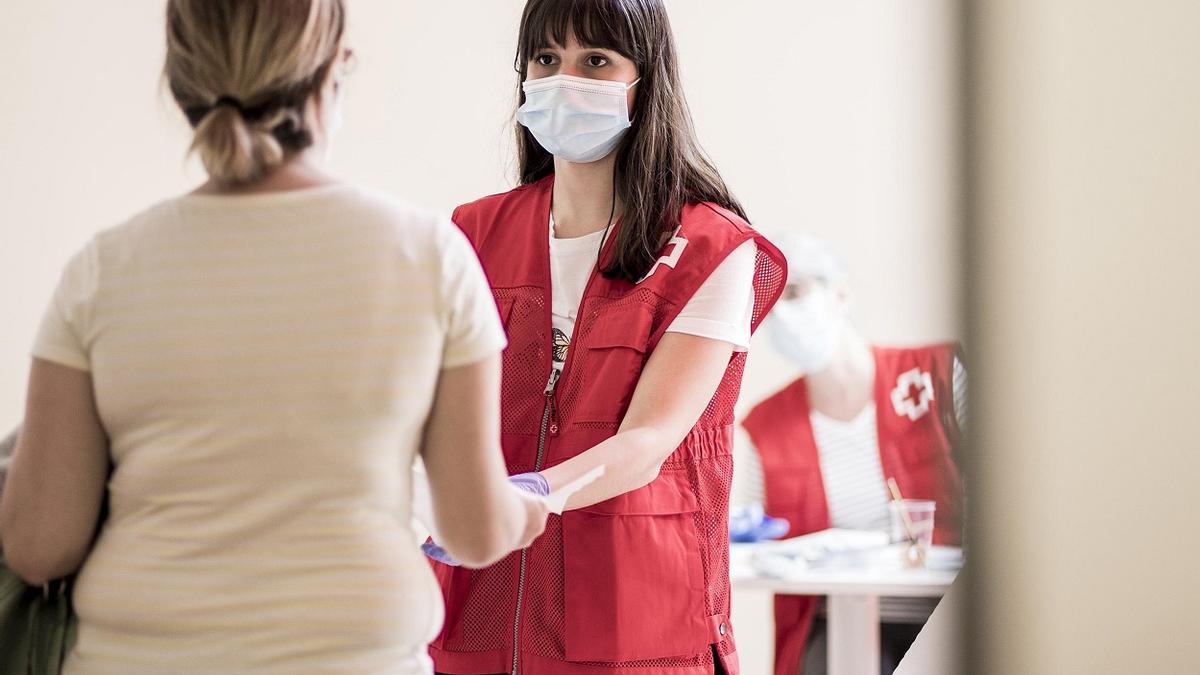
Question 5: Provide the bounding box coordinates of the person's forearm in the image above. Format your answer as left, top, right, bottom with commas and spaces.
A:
0, 452, 92, 584
539, 426, 676, 510
433, 479, 526, 567
538, 334, 734, 511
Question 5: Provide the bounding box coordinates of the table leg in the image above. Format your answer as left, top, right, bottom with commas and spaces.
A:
827, 594, 881, 675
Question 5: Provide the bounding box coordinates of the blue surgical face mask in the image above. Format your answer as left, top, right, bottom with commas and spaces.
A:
517, 74, 640, 164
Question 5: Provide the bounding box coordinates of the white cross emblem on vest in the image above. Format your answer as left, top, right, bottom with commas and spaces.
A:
891, 367, 936, 422
638, 231, 689, 284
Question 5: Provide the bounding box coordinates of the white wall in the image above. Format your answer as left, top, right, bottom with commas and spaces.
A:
0, 3, 959, 672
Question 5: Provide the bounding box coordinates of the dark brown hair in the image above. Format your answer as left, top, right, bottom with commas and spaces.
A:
515, 0, 748, 283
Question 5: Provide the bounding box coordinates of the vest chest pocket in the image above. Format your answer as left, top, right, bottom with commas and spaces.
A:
572, 303, 657, 424
561, 470, 709, 662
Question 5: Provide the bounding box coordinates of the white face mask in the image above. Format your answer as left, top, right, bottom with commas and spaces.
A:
767, 288, 843, 374
517, 74, 640, 163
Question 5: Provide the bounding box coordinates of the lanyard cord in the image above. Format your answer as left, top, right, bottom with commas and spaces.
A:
595, 161, 619, 272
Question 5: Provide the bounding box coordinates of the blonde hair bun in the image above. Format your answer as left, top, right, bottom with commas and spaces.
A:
165, 0, 345, 185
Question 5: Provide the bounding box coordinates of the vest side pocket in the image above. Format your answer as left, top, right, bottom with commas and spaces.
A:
561, 470, 709, 662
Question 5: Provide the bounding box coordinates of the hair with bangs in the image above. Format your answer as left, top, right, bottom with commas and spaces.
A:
515, 0, 748, 284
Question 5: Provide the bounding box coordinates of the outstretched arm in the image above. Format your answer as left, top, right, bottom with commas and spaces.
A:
539, 333, 735, 510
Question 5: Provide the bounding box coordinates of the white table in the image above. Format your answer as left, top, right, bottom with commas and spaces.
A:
731, 541, 960, 675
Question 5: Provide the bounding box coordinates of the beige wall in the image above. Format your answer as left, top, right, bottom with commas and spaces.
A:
0, 3, 958, 673
967, 1, 1200, 673
0, 0, 960, 422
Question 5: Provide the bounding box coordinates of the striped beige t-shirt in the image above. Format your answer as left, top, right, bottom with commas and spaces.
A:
33, 184, 506, 673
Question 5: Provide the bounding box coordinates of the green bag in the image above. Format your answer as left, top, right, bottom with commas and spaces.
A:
0, 557, 77, 675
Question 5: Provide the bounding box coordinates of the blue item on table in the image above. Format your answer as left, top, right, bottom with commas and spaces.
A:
729, 503, 791, 543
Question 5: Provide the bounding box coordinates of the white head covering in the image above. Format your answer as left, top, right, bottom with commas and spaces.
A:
768, 230, 849, 286
761, 231, 851, 373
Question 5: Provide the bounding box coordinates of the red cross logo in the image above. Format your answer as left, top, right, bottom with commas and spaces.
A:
638, 230, 689, 283
891, 368, 935, 421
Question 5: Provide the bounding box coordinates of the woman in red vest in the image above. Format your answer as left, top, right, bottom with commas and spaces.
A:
738, 233, 965, 675
424, 1, 786, 673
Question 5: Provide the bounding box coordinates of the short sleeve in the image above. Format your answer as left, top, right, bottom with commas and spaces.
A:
437, 222, 508, 369
32, 240, 99, 372
666, 240, 757, 352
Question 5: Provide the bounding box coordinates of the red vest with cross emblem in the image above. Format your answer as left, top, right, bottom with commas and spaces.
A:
741, 344, 964, 675
428, 175, 786, 675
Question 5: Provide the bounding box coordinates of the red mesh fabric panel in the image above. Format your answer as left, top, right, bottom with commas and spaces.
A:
521, 516, 566, 659
698, 353, 747, 427
573, 420, 621, 431
693, 453, 734, 629
751, 244, 786, 328
449, 554, 517, 653
579, 652, 713, 669
495, 287, 550, 441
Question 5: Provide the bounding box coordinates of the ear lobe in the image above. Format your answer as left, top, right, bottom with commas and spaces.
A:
835, 284, 854, 314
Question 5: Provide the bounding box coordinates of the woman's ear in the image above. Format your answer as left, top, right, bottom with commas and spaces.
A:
833, 279, 854, 315
330, 47, 355, 97
626, 71, 642, 117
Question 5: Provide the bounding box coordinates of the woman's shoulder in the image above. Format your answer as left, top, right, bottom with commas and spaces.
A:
326, 184, 446, 230
81, 198, 182, 263
286, 184, 466, 255
666, 202, 759, 263
452, 177, 551, 228
680, 201, 754, 234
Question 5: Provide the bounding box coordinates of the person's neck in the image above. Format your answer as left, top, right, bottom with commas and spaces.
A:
805, 330, 876, 422
192, 150, 336, 196
551, 155, 621, 239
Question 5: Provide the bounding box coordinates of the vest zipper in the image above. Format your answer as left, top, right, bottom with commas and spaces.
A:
512, 367, 561, 675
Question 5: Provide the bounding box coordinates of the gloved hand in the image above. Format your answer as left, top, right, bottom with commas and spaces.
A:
507, 471, 550, 497
729, 503, 790, 543
422, 472, 550, 566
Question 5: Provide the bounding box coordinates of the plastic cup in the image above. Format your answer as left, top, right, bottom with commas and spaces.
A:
889, 500, 936, 568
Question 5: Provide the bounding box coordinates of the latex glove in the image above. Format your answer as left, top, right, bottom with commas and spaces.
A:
507, 471, 550, 497
422, 472, 549, 566
729, 503, 791, 543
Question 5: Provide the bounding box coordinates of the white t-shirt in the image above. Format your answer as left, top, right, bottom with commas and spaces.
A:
34, 184, 506, 673
549, 214, 756, 373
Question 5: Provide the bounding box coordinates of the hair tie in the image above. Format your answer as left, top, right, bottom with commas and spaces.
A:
213, 95, 247, 114
181, 95, 283, 127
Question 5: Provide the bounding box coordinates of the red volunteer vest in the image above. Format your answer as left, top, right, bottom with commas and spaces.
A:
429, 176, 785, 675
741, 344, 964, 675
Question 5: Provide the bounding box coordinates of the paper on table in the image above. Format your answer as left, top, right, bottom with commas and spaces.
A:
544, 465, 606, 514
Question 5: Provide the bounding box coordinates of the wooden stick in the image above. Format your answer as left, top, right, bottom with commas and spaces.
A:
887, 477, 927, 566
